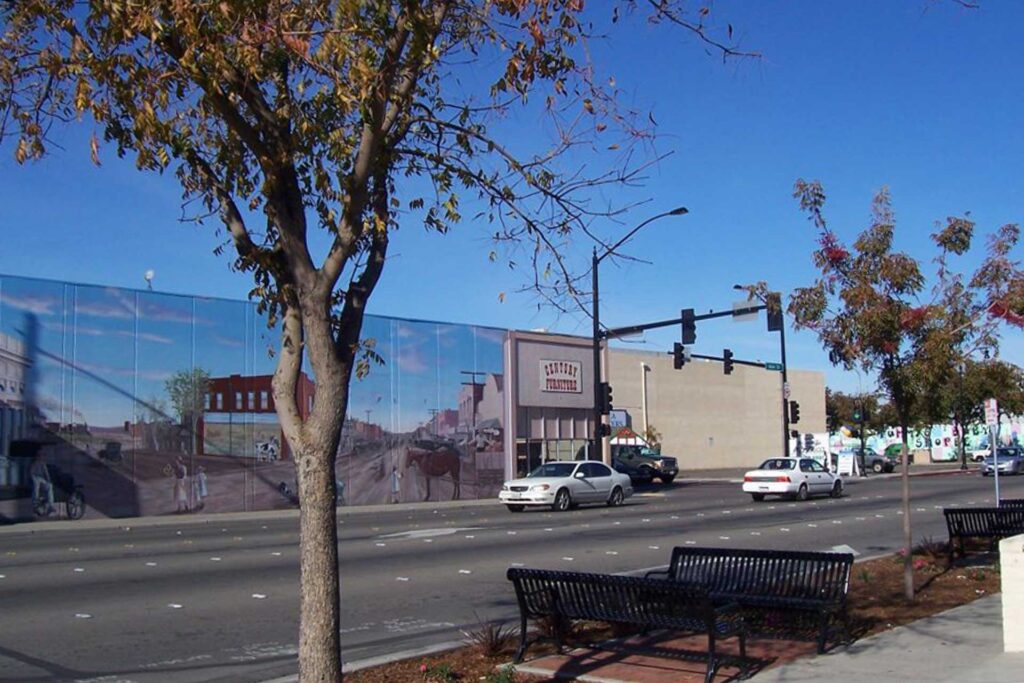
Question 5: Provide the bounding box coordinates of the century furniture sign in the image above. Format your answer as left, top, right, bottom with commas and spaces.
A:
540, 359, 582, 394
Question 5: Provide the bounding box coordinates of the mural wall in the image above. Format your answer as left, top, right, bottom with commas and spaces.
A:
0, 274, 508, 523
830, 420, 1024, 461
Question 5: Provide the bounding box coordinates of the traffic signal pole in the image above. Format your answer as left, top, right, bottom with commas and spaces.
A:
780, 312, 790, 458
591, 247, 604, 462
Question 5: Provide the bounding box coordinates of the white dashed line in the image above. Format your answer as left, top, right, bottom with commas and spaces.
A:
670, 515, 679, 520
375, 543, 387, 547
832, 520, 843, 524
73, 568, 85, 573
271, 552, 282, 556
459, 569, 473, 574
544, 528, 553, 532
807, 524, 818, 528
750, 532, 761, 536
648, 546, 660, 550
423, 539, 433, 543
718, 536, 730, 540
396, 577, 409, 582
684, 540, 696, 545
562, 557, 575, 562
75, 613, 92, 619
464, 535, 475, 539
210, 557, 221, 562
855, 517, 866, 521
606, 551, 619, 555
252, 594, 267, 599
510, 562, 525, 567
722, 511, 732, 515
780, 528, 791, 532
145, 562, 157, 567
507, 531, 517, 535
167, 604, 183, 609
642, 518, 651, 522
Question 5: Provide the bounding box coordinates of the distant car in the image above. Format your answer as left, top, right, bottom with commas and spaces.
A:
611, 444, 679, 484
499, 460, 633, 512
742, 457, 843, 502
981, 447, 1024, 476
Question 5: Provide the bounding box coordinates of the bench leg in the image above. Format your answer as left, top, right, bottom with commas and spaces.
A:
817, 611, 830, 654
705, 631, 718, 683
513, 613, 528, 663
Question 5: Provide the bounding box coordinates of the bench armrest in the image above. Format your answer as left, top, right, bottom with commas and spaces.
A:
644, 568, 670, 580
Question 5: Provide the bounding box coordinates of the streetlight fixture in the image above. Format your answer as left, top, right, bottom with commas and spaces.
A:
591, 207, 688, 462
734, 284, 790, 458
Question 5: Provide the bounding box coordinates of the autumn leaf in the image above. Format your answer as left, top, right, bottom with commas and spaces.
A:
90, 132, 101, 166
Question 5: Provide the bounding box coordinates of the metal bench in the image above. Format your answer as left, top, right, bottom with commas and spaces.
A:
645, 546, 853, 653
999, 499, 1024, 508
506, 567, 749, 683
944, 507, 1024, 559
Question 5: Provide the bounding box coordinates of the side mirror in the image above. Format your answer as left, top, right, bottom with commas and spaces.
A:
575, 471, 587, 479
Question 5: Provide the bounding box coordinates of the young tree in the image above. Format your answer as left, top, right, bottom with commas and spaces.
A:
1, 2, 752, 677
791, 181, 1022, 600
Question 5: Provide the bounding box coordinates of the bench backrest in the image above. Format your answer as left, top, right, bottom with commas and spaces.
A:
664, 546, 853, 603
945, 507, 1024, 536
999, 499, 1024, 509
506, 568, 716, 629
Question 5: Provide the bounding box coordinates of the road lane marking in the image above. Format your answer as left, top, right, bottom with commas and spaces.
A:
252, 593, 267, 599
780, 528, 791, 532
74, 613, 92, 619
606, 551, 619, 555
210, 557, 222, 561
167, 603, 183, 609
73, 567, 85, 573
562, 557, 574, 561
750, 532, 761, 536
684, 540, 696, 545
807, 524, 818, 528
718, 536, 730, 540
375, 543, 387, 547
648, 546, 660, 550
396, 577, 409, 582
145, 562, 157, 566
271, 552, 282, 556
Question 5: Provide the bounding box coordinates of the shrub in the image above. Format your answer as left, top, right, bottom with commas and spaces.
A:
462, 617, 515, 658
485, 664, 518, 683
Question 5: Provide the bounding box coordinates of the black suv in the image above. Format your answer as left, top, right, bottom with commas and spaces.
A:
611, 445, 678, 484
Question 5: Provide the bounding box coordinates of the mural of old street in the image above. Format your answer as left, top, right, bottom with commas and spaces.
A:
0, 274, 507, 523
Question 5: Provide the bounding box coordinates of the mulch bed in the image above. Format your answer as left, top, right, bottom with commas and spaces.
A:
347, 543, 1002, 682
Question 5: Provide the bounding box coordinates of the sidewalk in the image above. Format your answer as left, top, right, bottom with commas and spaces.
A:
515, 594, 1024, 682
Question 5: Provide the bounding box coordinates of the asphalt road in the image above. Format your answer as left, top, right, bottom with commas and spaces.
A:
0, 470, 1019, 682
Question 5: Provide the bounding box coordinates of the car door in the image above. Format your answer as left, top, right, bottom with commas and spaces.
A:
586, 462, 614, 502
567, 463, 593, 502
800, 459, 826, 493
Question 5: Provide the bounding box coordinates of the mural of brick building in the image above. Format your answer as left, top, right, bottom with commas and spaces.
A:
200, 372, 315, 460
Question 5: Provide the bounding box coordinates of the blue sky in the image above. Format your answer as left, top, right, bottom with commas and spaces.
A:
0, 0, 1021, 397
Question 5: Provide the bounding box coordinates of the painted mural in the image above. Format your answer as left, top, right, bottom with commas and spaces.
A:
0, 274, 508, 523
830, 419, 1024, 462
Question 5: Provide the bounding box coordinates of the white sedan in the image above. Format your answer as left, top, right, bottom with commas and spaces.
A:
742, 457, 843, 502
499, 460, 633, 512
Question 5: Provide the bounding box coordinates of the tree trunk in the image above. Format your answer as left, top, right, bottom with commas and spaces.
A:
296, 445, 342, 682
899, 413, 914, 601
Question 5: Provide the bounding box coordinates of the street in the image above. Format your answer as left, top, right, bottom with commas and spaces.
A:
0, 471, 1019, 682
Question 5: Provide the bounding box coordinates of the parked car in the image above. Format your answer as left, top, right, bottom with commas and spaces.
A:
499, 460, 633, 512
742, 457, 843, 502
610, 444, 678, 484
981, 447, 1024, 476
852, 447, 894, 473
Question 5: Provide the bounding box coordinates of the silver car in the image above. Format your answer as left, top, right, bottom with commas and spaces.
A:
981, 447, 1024, 476
499, 460, 633, 512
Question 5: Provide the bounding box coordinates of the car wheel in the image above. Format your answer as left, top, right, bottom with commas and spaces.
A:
552, 489, 571, 512
830, 481, 843, 498
607, 487, 624, 507
872, 461, 884, 474
638, 467, 655, 483
751, 493, 765, 502
796, 484, 809, 501
506, 504, 525, 513
982, 472, 990, 477
659, 475, 675, 485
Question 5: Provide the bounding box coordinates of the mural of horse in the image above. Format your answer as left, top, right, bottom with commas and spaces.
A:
405, 441, 461, 501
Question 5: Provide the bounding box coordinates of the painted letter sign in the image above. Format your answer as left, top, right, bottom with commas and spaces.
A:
540, 359, 582, 394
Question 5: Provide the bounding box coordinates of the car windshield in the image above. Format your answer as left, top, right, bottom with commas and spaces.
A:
991, 450, 1021, 461
527, 462, 576, 478
758, 459, 796, 471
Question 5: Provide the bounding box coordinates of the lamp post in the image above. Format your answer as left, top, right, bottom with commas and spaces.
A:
592, 207, 688, 462
734, 285, 789, 458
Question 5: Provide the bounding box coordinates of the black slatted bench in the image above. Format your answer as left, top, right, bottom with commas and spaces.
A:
944, 507, 1024, 559
506, 568, 749, 683
644, 546, 853, 653
999, 499, 1024, 508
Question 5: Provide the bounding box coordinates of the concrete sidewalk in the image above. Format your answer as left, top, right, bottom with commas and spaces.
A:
515, 594, 1024, 682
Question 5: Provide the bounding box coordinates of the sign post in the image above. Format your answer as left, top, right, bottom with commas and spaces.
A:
985, 398, 999, 504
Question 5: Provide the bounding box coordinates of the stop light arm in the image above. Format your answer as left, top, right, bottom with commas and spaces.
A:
670, 350, 769, 369
603, 304, 767, 340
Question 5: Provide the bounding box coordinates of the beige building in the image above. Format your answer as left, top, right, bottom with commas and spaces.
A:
606, 348, 826, 470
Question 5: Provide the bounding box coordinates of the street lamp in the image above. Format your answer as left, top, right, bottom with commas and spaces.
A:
734, 284, 790, 457
592, 206, 688, 462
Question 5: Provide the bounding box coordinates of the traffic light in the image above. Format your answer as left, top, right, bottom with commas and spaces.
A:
673, 342, 686, 370
681, 308, 696, 345
723, 348, 734, 375
804, 433, 815, 451
789, 400, 801, 424
852, 408, 862, 423
598, 381, 614, 414
767, 308, 783, 333
598, 423, 612, 438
